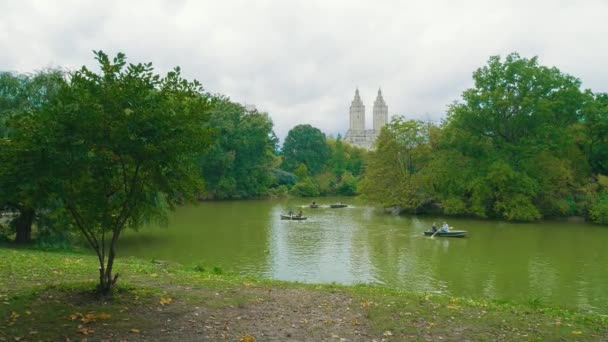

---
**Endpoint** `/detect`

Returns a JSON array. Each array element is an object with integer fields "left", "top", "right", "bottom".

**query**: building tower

[
  {"left": 349, "top": 88, "right": 365, "bottom": 132},
  {"left": 373, "top": 88, "right": 388, "bottom": 133}
]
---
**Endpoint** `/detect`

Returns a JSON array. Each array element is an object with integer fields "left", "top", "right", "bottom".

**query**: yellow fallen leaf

[
  {"left": 97, "top": 313, "right": 112, "bottom": 320},
  {"left": 131, "top": 328, "right": 140, "bottom": 334},
  {"left": 77, "top": 327, "right": 94, "bottom": 335},
  {"left": 82, "top": 313, "right": 97, "bottom": 323},
  {"left": 238, "top": 335, "right": 255, "bottom": 342},
  {"left": 572, "top": 331, "right": 582, "bottom": 335},
  {"left": 160, "top": 296, "right": 172, "bottom": 305}
]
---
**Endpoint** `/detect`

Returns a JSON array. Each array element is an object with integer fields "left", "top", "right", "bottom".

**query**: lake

[{"left": 120, "top": 197, "right": 608, "bottom": 314}]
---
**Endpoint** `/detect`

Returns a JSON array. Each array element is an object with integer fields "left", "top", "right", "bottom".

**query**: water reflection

[{"left": 120, "top": 197, "right": 608, "bottom": 314}]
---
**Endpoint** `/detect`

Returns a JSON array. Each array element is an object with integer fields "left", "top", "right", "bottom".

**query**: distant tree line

[
  {"left": 275, "top": 124, "right": 367, "bottom": 197},
  {"left": 361, "top": 53, "right": 608, "bottom": 224}
]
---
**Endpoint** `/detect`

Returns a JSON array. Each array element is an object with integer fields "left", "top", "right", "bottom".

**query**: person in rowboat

[
  {"left": 297, "top": 210, "right": 303, "bottom": 218},
  {"left": 431, "top": 222, "right": 438, "bottom": 232},
  {"left": 441, "top": 222, "right": 450, "bottom": 232}
]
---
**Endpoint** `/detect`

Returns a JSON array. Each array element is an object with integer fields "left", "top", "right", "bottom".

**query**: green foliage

[
  {"left": 360, "top": 117, "right": 432, "bottom": 211},
  {"left": 290, "top": 177, "right": 320, "bottom": 197},
  {"left": 578, "top": 92, "right": 608, "bottom": 175},
  {"left": 447, "top": 53, "right": 582, "bottom": 155},
  {"left": 281, "top": 124, "right": 330, "bottom": 175},
  {"left": 212, "top": 266, "right": 223, "bottom": 275},
  {"left": 293, "top": 163, "right": 309, "bottom": 179},
  {"left": 278, "top": 132, "right": 366, "bottom": 197},
  {"left": 469, "top": 161, "right": 541, "bottom": 221},
  {"left": 198, "top": 100, "right": 277, "bottom": 199},
  {"left": 360, "top": 53, "right": 608, "bottom": 223},
  {"left": 266, "top": 184, "right": 289, "bottom": 198},
  {"left": 429, "top": 53, "right": 588, "bottom": 221},
  {"left": 590, "top": 194, "right": 608, "bottom": 224},
  {"left": 270, "top": 168, "right": 297, "bottom": 186},
  {"left": 336, "top": 171, "right": 358, "bottom": 195},
  {"left": 0, "top": 69, "right": 67, "bottom": 242},
  {"left": 19, "top": 51, "right": 214, "bottom": 293}
]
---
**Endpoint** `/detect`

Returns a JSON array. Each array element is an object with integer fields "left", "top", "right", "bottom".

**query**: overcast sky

[{"left": 1, "top": 0, "right": 607, "bottom": 141}]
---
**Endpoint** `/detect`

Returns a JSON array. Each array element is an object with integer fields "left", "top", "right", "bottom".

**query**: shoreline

[{"left": 1, "top": 247, "right": 607, "bottom": 341}]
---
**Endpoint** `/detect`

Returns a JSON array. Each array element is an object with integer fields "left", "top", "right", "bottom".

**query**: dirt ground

[{"left": 93, "top": 287, "right": 383, "bottom": 342}]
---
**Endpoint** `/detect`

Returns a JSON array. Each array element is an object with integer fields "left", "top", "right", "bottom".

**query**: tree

[
  {"left": 578, "top": 91, "right": 608, "bottom": 175},
  {"left": 436, "top": 53, "right": 585, "bottom": 220},
  {"left": 360, "top": 117, "right": 432, "bottom": 211},
  {"left": 26, "top": 51, "right": 213, "bottom": 293},
  {"left": 198, "top": 98, "right": 277, "bottom": 199},
  {"left": 0, "top": 70, "right": 66, "bottom": 243},
  {"left": 447, "top": 53, "right": 582, "bottom": 158},
  {"left": 281, "top": 124, "right": 330, "bottom": 175}
]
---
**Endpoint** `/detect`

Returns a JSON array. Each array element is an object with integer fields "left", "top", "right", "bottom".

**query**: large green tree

[
  {"left": 23, "top": 52, "right": 213, "bottom": 293},
  {"left": 360, "top": 117, "right": 433, "bottom": 211},
  {"left": 281, "top": 124, "right": 330, "bottom": 175},
  {"left": 0, "top": 70, "right": 66, "bottom": 242},
  {"left": 198, "top": 98, "right": 277, "bottom": 198},
  {"left": 437, "top": 53, "right": 585, "bottom": 220}
]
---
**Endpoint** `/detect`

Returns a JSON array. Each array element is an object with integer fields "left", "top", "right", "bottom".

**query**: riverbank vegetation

[
  {"left": 2, "top": 247, "right": 606, "bottom": 340},
  {"left": 362, "top": 53, "right": 608, "bottom": 224},
  {"left": 278, "top": 124, "right": 366, "bottom": 197}
]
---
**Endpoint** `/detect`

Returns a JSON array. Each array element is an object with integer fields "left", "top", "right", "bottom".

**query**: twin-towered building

[{"left": 343, "top": 88, "right": 388, "bottom": 150}]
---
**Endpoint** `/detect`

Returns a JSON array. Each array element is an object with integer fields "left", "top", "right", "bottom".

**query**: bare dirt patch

[{"left": 94, "top": 287, "right": 381, "bottom": 341}]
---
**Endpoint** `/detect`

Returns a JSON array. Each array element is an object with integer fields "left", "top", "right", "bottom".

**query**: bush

[
  {"left": 590, "top": 194, "right": 608, "bottom": 224},
  {"left": 336, "top": 172, "right": 358, "bottom": 195},
  {"left": 266, "top": 185, "right": 289, "bottom": 198},
  {"left": 290, "top": 177, "right": 320, "bottom": 197}
]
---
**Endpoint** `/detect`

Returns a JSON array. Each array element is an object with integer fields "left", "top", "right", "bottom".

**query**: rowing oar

[{"left": 430, "top": 229, "right": 440, "bottom": 238}]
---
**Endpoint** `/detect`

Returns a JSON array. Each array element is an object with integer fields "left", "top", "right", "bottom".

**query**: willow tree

[{"left": 30, "top": 51, "right": 213, "bottom": 293}]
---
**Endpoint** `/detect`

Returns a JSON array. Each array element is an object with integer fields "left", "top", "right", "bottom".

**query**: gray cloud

[{"left": 2, "top": 0, "right": 607, "bottom": 141}]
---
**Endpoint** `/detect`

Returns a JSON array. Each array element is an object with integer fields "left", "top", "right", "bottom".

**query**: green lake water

[{"left": 120, "top": 197, "right": 608, "bottom": 314}]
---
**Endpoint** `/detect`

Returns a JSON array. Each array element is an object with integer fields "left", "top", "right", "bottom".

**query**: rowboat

[
  {"left": 330, "top": 203, "right": 348, "bottom": 208},
  {"left": 281, "top": 215, "right": 307, "bottom": 220},
  {"left": 309, "top": 204, "right": 319, "bottom": 208},
  {"left": 424, "top": 230, "right": 467, "bottom": 238}
]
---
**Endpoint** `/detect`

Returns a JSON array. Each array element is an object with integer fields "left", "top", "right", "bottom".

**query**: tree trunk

[
  {"left": 14, "top": 207, "right": 34, "bottom": 243},
  {"left": 97, "top": 232, "right": 120, "bottom": 295}
]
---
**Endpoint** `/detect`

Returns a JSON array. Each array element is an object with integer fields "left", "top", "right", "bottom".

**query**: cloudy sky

[{"left": 1, "top": 0, "right": 607, "bottom": 141}]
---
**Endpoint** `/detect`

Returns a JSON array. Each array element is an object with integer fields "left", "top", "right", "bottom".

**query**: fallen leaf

[
  {"left": 383, "top": 330, "right": 393, "bottom": 336},
  {"left": 97, "top": 313, "right": 112, "bottom": 320},
  {"left": 160, "top": 296, "right": 172, "bottom": 305},
  {"left": 572, "top": 331, "right": 582, "bottom": 335},
  {"left": 77, "top": 327, "right": 94, "bottom": 335},
  {"left": 131, "top": 328, "right": 140, "bottom": 334},
  {"left": 238, "top": 334, "right": 255, "bottom": 342}
]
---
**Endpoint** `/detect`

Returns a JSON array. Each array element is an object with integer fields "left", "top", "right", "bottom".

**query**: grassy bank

[{"left": 1, "top": 247, "right": 607, "bottom": 341}]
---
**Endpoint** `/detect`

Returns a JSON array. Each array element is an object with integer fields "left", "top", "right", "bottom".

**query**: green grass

[{"left": 1, "top": 246, "right": 607, "bottom": 341}]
